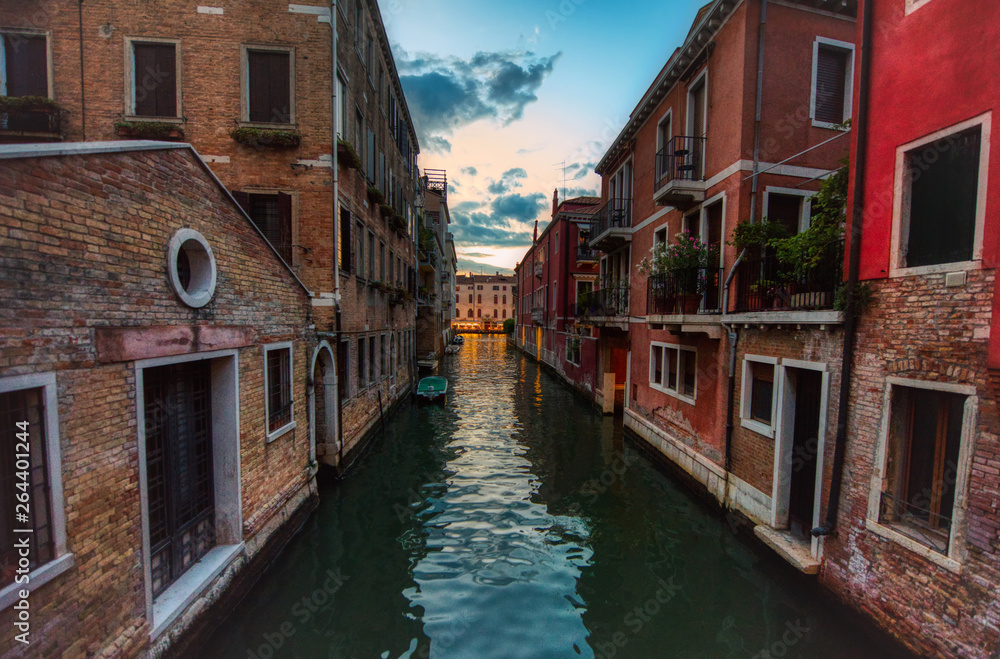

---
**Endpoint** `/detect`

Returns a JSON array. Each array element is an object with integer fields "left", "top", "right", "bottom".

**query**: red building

[
  {"left": 819, "top": 1, "right": 1000, "bottom": 656},
  {"left": 514, "top": 193, "right": 602, "bottom": 397}
]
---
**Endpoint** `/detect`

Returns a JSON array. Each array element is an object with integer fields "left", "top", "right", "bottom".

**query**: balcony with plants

[
  {"left": 641, "top": 232, "right": 723, "bottom": 337},
  {"left": 575, "top": 281, "right": 630, "bottom": 327},
  {"left": 653, "top": 135, "right": 707, "bottom": 208},
  {"left": 0, "top": 96, "right": 64, "bottom": 142}
]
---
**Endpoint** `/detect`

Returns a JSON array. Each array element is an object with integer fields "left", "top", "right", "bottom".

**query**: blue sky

[{"left": 380, "top": 0, "right": 708, "bottom": 274}]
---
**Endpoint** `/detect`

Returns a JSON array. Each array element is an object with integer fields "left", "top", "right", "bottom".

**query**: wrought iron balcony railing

[
  {"left": 654, "top": 135, "right": 706, "bottom": 190},
  {"left": 576, "top": 245, "right": 599, "bottom": 262},
  {"left": 576, "top": 284, "right": 630, "bottom": 318},
  {"left": 589, "top": 198, "right": 632, "bottom": 242},
  {"left": 731, "top": 245, "right": 843, "bottom": 313},
  {"left": 646, "top": 268, "right": 724, "bottom": 315},
  {"left": 0, "top": 106, "right": 64, "bottom": 138}
]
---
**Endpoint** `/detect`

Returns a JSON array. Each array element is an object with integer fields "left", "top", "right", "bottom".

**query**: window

[
  {"left": 354, "top": 1, "right": 362, "bottom": 50},
  {"left": 339, "top": 208, "right": 352, "bottom": 271},
  {"left": 555, "top": 232, "right": 559, "bottom": 252},
  {"left": 468, "top": 294, "right": 472, "bottom": 304},
  {"left": 477, "top": 294, "right": 482, "bottom": 304},
  {"left": 366, "top": 32, "right": 374, "bottom": 79},
  {"left": 335, "top": 74, "right": 347, "bottom": 138},
  {"left": 494, "top": 295, "right": 498, "bottom": 304},
  {"left": 895, "top": 118, "right": 987, "bottom": 273},
  {"left": 338, "top": 340, "right": 349, "bottom": 401},
  {"left": 127, "top": 39, "right": 179, "bottom": 118},
  {"left": 741, "top": 357, "right": 778, "bottom": 436},
  {"left": 503, "top": 295, "right": 506, "bottom": 304},
  {"left": 493, "top": 285, "right": 499, "bottom": 291},
  {"left": 468, "top": 309, "right": 473, "bottom": 318},
  {"left": 477, "top": 285, "right": 483, "bottom": 290},
  {"left": 811, "top": 38, "right": 854, "bottom": 128},
  {"left": 653, "top": 226, "right": 667, "bottom": 248},
  {"left": 355, "top": 220, "right": 366, "bottom": 278},
  {"left": 367, "top": 231, "right": 375, "bottom": 280},
  {"left": 0, "top": 373, "right": 70, "bottom": 608},
  {"left": 567, "top": 337, "right": 582, "bottom": 366},
  {"left": 869, "top": 378, "right": 975, "bottom": 564},
  {"left": 649, "top": 343, "right": 697, "bottom": 402},
  {"left": 503, "top": 286, "right": 507, "bottom": 291},
  {"left": 380, "top": 334, "right": 387, "bottom": 379},
  {"left": 493, "top": 309, "right": 498, "bottom": 318},
  {"left": 366, "top": 129, "right": 376, "bottom": 183},
  {"left": 357, "top": 338, "right": 366, "bottom": 389},
  {"left": 243, "top": 46, "right": 293, "bottom": 124},
  {"left": 265, "top": 344, "right": 294, "bottom": 439},
  {"left": 368, "top": 338, "right": 375, "bottom": 383},
  {"left": 354, "top": 109, "right": 365, "bottom": 163},
  {"left": 477, "top": 309, "right": 482, "bottom": 318},
  {"left": 379, "top": 241, "right": 386, "bottom": 282},
  {"left": 502, "top": 309, "right": 507, "bottom": 319},
  {"left": 0, "top": 31, "right": 49, "bottom": 98},
  {"left": 764, "top": 189, "right": 814, "bottom": 235},
  {"left": 233, "top": 192, "right": 293, "bottom": 264}
]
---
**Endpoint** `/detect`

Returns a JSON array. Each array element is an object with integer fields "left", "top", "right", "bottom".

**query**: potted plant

[
  {"left": 337, "top": 139, "right": 362, "bottom": 170},
  {"left": 230, "top": 127, "right": 301, "bottom": 149},
  {"left": 640, "top": 232, "right": 719, "bottom": 314},
  {"left": 115, "top": 120, "right": 185, "bottom": 140},
  {"left": 0, "top": 95, "right": 63, "bottom": 134},
  {"left": 367, "top": 186, "right": 384, "bottom": 205}
]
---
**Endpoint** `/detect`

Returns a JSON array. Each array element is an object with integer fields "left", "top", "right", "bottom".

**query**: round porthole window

[{"left": 167, "top": 228, "right": 217, "bottom": 308}]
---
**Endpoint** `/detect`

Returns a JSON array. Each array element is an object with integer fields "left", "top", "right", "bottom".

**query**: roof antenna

[{"left": 553, "top": 160, "right": 567, "bottom": 201}]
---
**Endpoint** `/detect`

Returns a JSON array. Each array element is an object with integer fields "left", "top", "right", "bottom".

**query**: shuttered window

[
  {"left": 814, "top": 46, "right": 848, "bottom": 125},
  {"left": 232, "top": 191, "right": 293, "bottom": 264},
  {"left": 247, "top": 49, "right": 291, "bottom": 124},
  {"left": 1, "top": 33, "right": 48, "bottom": 97},
  {"left": 905, "top": 127, "right": 981, "bottom": 268},
  {"left": 132, "top": 42, "right": 177, "bottom": 117},
  {"left": 339, "top": 207, "right": 352, "bottom": 272},
  {"left": 366, "top": 129, "right": 376, "bottom": 183}
]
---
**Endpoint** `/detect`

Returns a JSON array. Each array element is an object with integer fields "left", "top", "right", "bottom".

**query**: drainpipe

[
  {"left": 749, "top": 0, "right": 767, "bottom": 224},
  {"left": 78, "top": 1, "right": 86, "bottom": 140},
  {"left": 330, "top": 0, "right": 344, "bottom": 470},
  {"left": 721, "top": 249, "right": 747, "bottom": 494},
  {"left": 813, "top": 0, "right": 872, "bottom": 538}
]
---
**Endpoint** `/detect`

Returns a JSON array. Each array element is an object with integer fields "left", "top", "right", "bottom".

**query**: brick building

[
  {"left": 513, "top": 192, "right": 601, "bottom": 396},
  {"left": 455, "top": 273, "right": 517, "bottom": 331},
  {"left": 0, "top": 0, "right": 422, "bottom": 469},
  {"left": 416, "top": 170, "right": 456, "bottom": 357},
  {"left": 817, "top": 1, "right": 1000, "bottom": 656},
  {"left": 0, "top": 142, "right": 316, "bottom": 657}
]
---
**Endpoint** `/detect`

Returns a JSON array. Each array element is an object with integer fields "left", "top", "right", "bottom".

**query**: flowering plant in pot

[{"left": 638, "top": 231, "right": 719, "bottom": 313}]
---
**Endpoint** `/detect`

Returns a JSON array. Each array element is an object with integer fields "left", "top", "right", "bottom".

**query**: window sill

[
  {"left": 0, "top": 553, "right": 74, "bottom": 611},
  {"left": 889, "top": 259, "right": 980, "bottom": 278},
  {"left": 740, "top": 417, "right": 774, "bottom": 438},
  {"left": 236, "top": 121, "right": 297, "bottom": 130},
  {"left": 123, "top": 115, "right": 184, "bottom": 125},
  {"left": 151, "top": 543, "right": 244, "bottom": 639},
  {"left": 865, "top": 518, "right": 961, "bottom": 574},
  {"left": 811, "top": 119, "right": 847, "bottom": 130},
  {"left": 649, "top": 382, "right": 696, "bottom": 406},
  {"left": 266, "top": 420, "right": 297, "bottom": 443}
]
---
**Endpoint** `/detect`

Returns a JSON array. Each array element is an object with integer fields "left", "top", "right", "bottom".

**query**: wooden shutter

[
  {"left": 132, "top": 42, "right": 176, "bottom": 117},
  {"left": 248, "top": 50, "right": 290, "bottom": 123},
  {"left": 5, "top": 34, "right": 48, "bottom": 98},
  {"left": 815, "top": 48, "right": 847, "bottom": 124},
  {"left": 340, "top": 208, "right": 352, "bottom": 271},
  {"left": 277, "top": 192, "right": 293, "bottom": 263},
  {"left": 231, "top": 190, "right": 251, "bottom": 214}
]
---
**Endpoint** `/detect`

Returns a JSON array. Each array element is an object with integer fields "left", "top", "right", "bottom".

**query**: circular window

[{"left": 167, "top": 229, "right": 217, "bottom": 308}]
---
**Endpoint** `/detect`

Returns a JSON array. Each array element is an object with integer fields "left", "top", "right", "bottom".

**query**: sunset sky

[{"left": 380, "top": 0, "right": 707, "bottom": 274}]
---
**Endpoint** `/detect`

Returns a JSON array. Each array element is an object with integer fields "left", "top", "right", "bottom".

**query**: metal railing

[
  {"left": 534, "top": 261, "right": 544, "bottom": 277},
  {"left": 0, "top": 107, "right": 63, "bottom": 136},
  {"left": 576, "top": 284, "right": 630, "bottom": 318},
  {"left": 646, "top": 268, "right": 724, "bottom": 315},
  {"left": 531, "top": 306, "right": 545, "bottom": 324},
  {"left": 731, "top": 246, "right": 843, "bottom": 313},
  {"left": 654, "top": 135, "right": 706, "bottom": 190},
  {"left": 589, "top": 198, "right": 632, "bottom": 240},
  {"left": 577, "top": 245, "right": 599, "bottom": 262}
]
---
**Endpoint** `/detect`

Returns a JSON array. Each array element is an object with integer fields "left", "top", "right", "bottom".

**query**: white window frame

[
  {"left": 905, "top": 0, "right": 935, "bottom": 14},
  {"left": 135, "top": 350, "right": 243, "bottom": 639},
  {"left": 649, "top": 341, "right": 697, "bottom": 405},
  {"left": 890, "top": 112, "right": 991, "bottom": 277},
  {"left": 335, "top": 72, "right": 347, "bottom": 138},
  {"left": 686, "top": 68, "right": 708, "bottom": 138},
  {"left": 865, "top": 376, "right": 977, "bottom": 573},
  {"left": 0, "top": 372, "right": 73, "bottom": 611},
  {"left": 656, "top": 108, "right": 673, "bottom": 152},
  {"left": 239, "top": 43, "right": 296, "bottom": 127},
  {"left": 264, "top": 341, "right": 296, "bottom": 442},
  {"left": 0, "top": 29, "right": 54, "bottom": 99},
  {"left": 810, "top": 37, "right": 855, "bottom": 130},
  {"left": 740, "top": 354, "right": 780, "bottom": 437},
  {"left": 124, "top": 36, "right": 183, "bottom": 121},
  {"left": 763, "top": 187, "right": 816, "bottom": 233}
]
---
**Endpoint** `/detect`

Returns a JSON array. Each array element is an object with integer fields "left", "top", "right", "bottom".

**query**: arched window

[
  {"left": 478, "top": 294, "right": 481, "bottom": 304},
  {"left": 493, "top": 309, "right": 497, "bottom": 318},
  {"left": 502, "top": 309, "right": 507, "bottom": 319},
  {"left": 477, "top": 309, "right": 481, "bottom": 318},
  {"left": 503, "top": 295, "right": 506, "bottom": 304},
  {"left": 468, "top": 294, "right": 472, "bottom": 303},
  {"left": 468, "top": 309, "right": 473, "bottom": 318},
  {"left": 494, "top": 295, "right": 498, "bottom": 304}
]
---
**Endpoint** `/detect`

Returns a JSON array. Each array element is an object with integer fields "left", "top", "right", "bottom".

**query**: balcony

[
  {"left": 728, "top": 249, "right": 844, "bottom": 325},
  {"left": 576, "top": 284, "right": 629, "bottom": 328},
  {"left": 576, "top": 245, "right": 599, "bottom": 265},
  {"left": 646, "top": 269, "right": 724, "bottom": 338},
  {"left": 534, "top": 261, "right": 544, "bottom": 278},
  {"left": 531, "top": 306, "right": 545, "bottom": 325},
  {"left": 0, "top": 104, "right": 64, "bottom": 142},
  {"left": 589, "top": 198, "right": 632, "bottom": 252},
  {"left": 654, "top": 135, "right": 707, "bottom": 208}
]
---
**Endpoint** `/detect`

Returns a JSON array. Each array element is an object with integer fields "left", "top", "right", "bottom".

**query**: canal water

[{"left": 201, "top": 335, "right": 907, "bottom": 659}]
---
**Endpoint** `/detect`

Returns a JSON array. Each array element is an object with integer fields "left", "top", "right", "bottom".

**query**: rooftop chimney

[{"left": 552, "top": 189, "right": 559, "bottom": 217}]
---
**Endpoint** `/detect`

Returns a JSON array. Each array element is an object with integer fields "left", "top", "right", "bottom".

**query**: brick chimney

[{"left": 552, "top": 188, "right": 559, "bottom": 217}]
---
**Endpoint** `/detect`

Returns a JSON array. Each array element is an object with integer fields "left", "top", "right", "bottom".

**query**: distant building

[
  {"left": 454, "top": 273, "right": 517, "bottom": 330},
  {"left": 416, "top": 170, "right": 455, "bottom": 356}
]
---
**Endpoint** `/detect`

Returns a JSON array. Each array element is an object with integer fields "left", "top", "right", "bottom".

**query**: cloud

[
  {"left": 457, "top": 258, "right": 514, "bottom": 275},
  {"left": 490, "top": 192, "right": 546, "bottom": 222},
  {"left": 452, "top": 200, "right": 484, "bottom": 212},
  {"left": 486, "top": 167, "right": 530, "bottom": 195},
  {"left": 561, "top": 186, "right": 599, "bottom": 199},
  {"left": 502, "top": 167, "right": 527, "bottom": 179},
  {"left": 449, "top": 192, "right": 547, "bottom": 247},
  {"left": 563, "top": 161, "right": 598, "bottom": 180},
  {"left": 397, "top": 48, "right": 561, "bottom": 152},
  {"left": 461, "top": 166, "right": 478, "bottom": 176},
  {"left": 463, "top": 252, "right": 493, "bottom": 259}
]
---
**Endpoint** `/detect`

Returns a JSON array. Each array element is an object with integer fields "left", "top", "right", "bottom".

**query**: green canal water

[{"left": 201, "top": 335, "right": 908, "bottom": 659}]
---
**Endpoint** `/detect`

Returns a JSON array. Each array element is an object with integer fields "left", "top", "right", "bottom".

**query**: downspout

[
  {"left": 721, "top": 248, "right": 747, "bottom": 498},
  {"left": 330, "top": 0, "right": 344, "bottom": 470},
  {"left": 813, "top": 0, "right": 872, "bottom": 537},
  {"left": 749, "top": 0, "right": 767, "bottom": 224},
  {"left": 78, "top": 1, "right": 86, "bottom": 140}
]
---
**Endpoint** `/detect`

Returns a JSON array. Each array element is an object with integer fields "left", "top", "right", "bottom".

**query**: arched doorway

[{"left": 310, "top": 342, "right": 339, "bottom": 468}]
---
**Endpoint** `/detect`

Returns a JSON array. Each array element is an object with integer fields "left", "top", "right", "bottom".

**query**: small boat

[
  {"left": 453, "top": 335, "right": 465, "bottom": 345},
  {"left": 416, "top": 376, "right": 448, "bottom": 404},
  {"left": 445, "top": 344, "right": 460, "bottom": 354}
]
